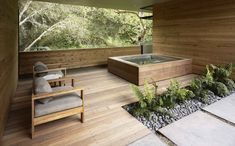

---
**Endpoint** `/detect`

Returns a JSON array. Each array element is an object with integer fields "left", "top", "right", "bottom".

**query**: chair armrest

[
  {"left": 32, "top": 87, "right": 84, "bottom": 100},
  {"left": 35, "top": 68, "right": 66, "bottom": 74},
  {"left": 47, "top": 63, "right": 62, "bottom": 68},
  {"left": 47, "top": 76, "right": 75, "bottom": 84}
]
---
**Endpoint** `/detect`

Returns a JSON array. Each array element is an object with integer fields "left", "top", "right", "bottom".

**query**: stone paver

[
  {"left": 128, "top": 133, "right": 167, "bottom": 146},
  {"left": 159, "top": 111, "right": 235, "bottom": 146},
  {"left": 203, "top": 93, "right": 235, "bottom": 124}
]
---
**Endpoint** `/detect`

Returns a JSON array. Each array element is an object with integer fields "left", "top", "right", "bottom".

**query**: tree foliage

[{"left": 19, "top": 0, "right": 152, "bottom": 51}]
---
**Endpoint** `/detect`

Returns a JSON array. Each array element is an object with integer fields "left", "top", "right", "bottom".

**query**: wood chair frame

[{"left": 31, "top": 77, "right": 84, "bottom": 138}]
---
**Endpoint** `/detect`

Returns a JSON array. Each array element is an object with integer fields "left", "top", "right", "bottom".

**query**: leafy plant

[
  {"left": 223, "top": 78, "right": 235, "bottom": 91},
  {"left": 211, "top": 81, "right": 229, "bottom": 97},
  {"left": 201, "top": 65, "right": 230, "bottom": 97},
  {"left": 130, "top": 80, "right": 173, "bottom": 117},
  {"left": 130, "top": 81, "right": 158, "bottom": 116},
  {"left": 210, "top": 63, "right": 233, "bottom": 81},
  {"left": 209, "top": 63, "right": 235, "bottom": 92},
  {"left": 161, "top": 80, "right": 195, "bottom": 107},
  {"left": 189, "top": 78, "right": 209, "bottom": 103},
  {"left": 202, "top": 66, "right": 214, "bottom": 88}
]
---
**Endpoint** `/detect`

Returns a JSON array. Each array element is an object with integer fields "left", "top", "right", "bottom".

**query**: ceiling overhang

[{"left": 35, "top": 0, "right": 170, "bottom": 11}]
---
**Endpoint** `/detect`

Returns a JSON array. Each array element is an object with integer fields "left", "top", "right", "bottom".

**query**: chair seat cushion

[{"left": 35, "top": 92, "right": 82, "bottom": 117}]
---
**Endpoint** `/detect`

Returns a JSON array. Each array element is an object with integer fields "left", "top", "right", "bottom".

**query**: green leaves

[
  {"left": 162, "top": 80, "right": 195, "bottom": 106},
  {"left": 130, "top": 80, "right": 160, "bottom": 116},
  {"left": 211, "top": 63, "right": 233, "bottom": 81},
  {"left": 189, "top": 63, "right": 234, "bottom": 100},
  {"left": 131, "top": 81, "right": 155, "bottom": 108},
  {"left": 19, "top": 0, "right": 153, "bottom": 51},
  {"left": 143, "top": 81, "right": 155, "bottom": 104},
  {"left": 211, "top": 82, "right": 229, "bottom": 97},
  {"left": 131, "top": 84, "right": 146, "bottom": 108},
  {"left": 130, "top": 63, "right": 234, "bottom": 117}
]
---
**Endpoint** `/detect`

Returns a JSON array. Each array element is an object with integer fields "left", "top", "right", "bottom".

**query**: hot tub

[{"left": 108, "top": 54, "right": 192, "bottom": 85}]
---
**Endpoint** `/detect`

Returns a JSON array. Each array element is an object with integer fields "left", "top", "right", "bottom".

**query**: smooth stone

[
  {"left": 128, "top": 133, "right": 167, "bottom": 146},
  {"left": 203, "top": 93, "right": 235, "bottom": 124},
  {"left": 159, "top": 111, "right": 235, "bottom": 146}
]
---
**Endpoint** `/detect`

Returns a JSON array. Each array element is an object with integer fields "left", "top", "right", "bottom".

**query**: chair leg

[
  {"left": 81, "top": 112, "right": 84, "bottom": 123},
  {"left": 31, "top": 125, "right": 35, "bottom": 139}
]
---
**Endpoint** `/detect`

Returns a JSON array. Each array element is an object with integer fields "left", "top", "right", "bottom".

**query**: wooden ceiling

[{"left": 35, "top": 0, "right": 170, "bottom": 11}]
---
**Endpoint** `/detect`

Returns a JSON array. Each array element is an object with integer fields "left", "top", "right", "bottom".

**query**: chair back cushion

[
  {"left": 35, "top": 77, "right": 53, "bottom": 104},
  {"left": 34, "top": 61, "right": 48, "bottom": 77},
  {"left": 34, "top": 61, "right": 48, "bottom": 71}
]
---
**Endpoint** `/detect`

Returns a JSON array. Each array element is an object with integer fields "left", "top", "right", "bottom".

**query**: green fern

[
  {"left": 130, "top": 81, "right": 158, "bottom": 116},
  {"left": 143, "top": 80, "right": 155, "bottom": 104},
  {"left": 131, "top": 84, "right": 146, "bottom": 108},
  {"left": 162, "top": 80, "right": 195, "bottom": 105}
]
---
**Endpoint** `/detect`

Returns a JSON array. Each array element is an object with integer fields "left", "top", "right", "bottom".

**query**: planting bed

[{"left": 123, "top": 90, "right": 234, "bottom": 131}]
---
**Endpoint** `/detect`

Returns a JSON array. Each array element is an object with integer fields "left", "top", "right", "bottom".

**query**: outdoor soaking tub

[{"left": 108, "top": 54, "right": 192, "bottom": 85}]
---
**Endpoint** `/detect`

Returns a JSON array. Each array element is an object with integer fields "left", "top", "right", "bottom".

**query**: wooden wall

[
  {"left": 153, "top": 0, "right": 235, "bottom": 74},
  {"left": 0, "top": 0, "right": 18, "bottom": 139},
  {"left": 19, "top": 46, "right": 140, "bottom": 75}
]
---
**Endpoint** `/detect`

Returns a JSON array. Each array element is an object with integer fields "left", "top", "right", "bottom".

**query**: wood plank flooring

[{"left": 1, "top": 66, "right": 197, "bottom": 146}]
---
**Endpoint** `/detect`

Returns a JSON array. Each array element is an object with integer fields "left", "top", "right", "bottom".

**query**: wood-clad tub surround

[
  {"left": 19, "top": 46, "right": 140, "bottom": 75},
  {"left": 153, "top": 0, "right": 235, "bottom": 74},
  {"left": 108, "top": 54, "right": 192, "bottom": 85},
  {"left": 0, "top": 0, "right": 18, "bottom": 140}
]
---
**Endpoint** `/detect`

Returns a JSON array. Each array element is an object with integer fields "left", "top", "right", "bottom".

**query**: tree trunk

[
  {"left": 19, "top": 5, "right": 55, "bottom": 26},
  {"left": 24, "top": 20, "right": 64, "bottom": 51},
  {"left": 116, "top": 10, "right": 147, "bottom": 42},
  {"left": 19, "top": 0, "right": 32, "bottom": 21}
]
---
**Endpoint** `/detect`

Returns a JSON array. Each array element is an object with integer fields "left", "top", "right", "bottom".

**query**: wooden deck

[{"left": 1, "top": 66, "right": 196, "bottom": 146}]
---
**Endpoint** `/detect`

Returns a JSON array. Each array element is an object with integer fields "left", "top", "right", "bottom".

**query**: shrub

[
  {"left": 223, "top": 78, "right": 235, "bottom": 91},
  {"left": 211, "top": 81, "right": 229, "bottom": 97},
  {"left": 189, "top": 78, "right": 209, "bottom": 103},
  {"left": 200, "top": 65, "right": 230, "bottom": 97},
  {"left": 210, "top": 63, "right": 233, "bottom": 81},
  {"left": 130, "top": 81, "right": 160, "bottom": 116},
  {"left": 209, "top": 63, "right": 235, "bottom": 91},
  {"left": 161, "top": 80, "right": 195, "bottom": 107},
  {"left": 202, "top": 66, "right": 214, "bottom": 88}
]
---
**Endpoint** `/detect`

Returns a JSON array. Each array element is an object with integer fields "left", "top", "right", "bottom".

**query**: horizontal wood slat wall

[
  {"left": 153, "top": 0, "right": 235, "bottom": 74},
  {"left": 0, "top": 0, "right": 18, "bottom": 140},
  {"left": 19, "top": 46, "right": 140, "bottom": 75}
]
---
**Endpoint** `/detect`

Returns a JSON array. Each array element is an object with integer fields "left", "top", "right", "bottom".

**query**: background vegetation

[{"left": 19, "top": 0, "right": 153, "bottom": 52}]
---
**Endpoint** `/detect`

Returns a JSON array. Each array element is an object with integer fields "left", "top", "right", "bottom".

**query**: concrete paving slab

[
  {"left": 159, "top": 111, "right": 235, "bottom": 146},
  {"left": 128, "top": 133, "right": 167, "bottom": 146},
  {"left": 203, "top": 93, "right": 235, "bottom": 124}
]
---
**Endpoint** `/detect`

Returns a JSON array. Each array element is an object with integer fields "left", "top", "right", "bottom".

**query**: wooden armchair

[
  {"left": 31, "top": 77, "right": 84, "bottom": 138},
  {"left": 33, "top": 62, "right": 67, "bottom": 86}
]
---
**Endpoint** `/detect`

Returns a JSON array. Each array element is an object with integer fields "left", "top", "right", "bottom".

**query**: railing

[{"left": 19, "top": 46, "right": 140, "bottom": 75}]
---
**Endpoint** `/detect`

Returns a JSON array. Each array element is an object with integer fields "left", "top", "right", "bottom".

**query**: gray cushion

[
  {"left": 43, "top": 70, "right": 64, "bottom": 80},
  {"left": 34, "top": 61, "right": 48, "bottom": 72},
  {"left": 34, "top": 61, "right": 48, "bottom": 77},
  {"left": 35, "top": 77, "right": 53, "bottom": 104},
  {"left": 52, "top": 86, "right": 73, "bottom": 92},
  {"left": 35, "top": 92, "right": 82, "bottom": 117}
]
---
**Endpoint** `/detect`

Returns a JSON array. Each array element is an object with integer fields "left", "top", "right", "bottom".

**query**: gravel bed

[{"left": 123, "top": 90, "right": 234, "bottom": 131}]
